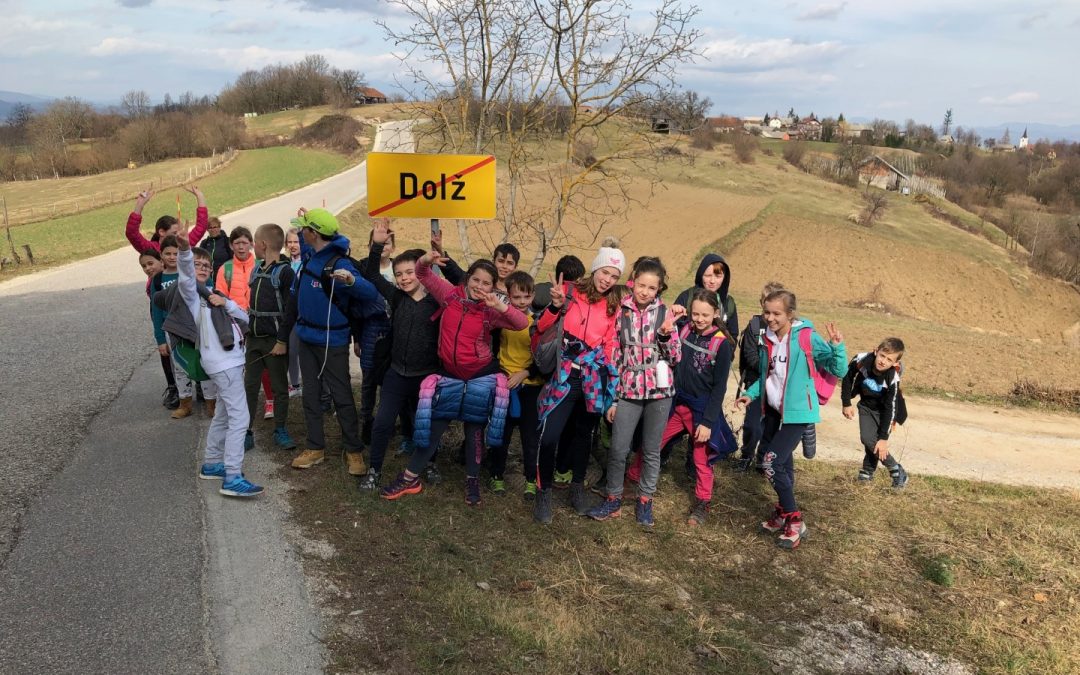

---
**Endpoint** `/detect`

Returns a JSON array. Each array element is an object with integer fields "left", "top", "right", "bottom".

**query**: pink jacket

[
  {"left": 125, "top": 206, "right": 208, "bottom": 253},
  {"left": 611, "top": 295, "right": 681, "bottom": 400}
]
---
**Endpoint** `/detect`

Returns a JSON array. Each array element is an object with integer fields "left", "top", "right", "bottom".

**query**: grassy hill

[{"left": 243, "top": 103, "right": 415, "bottom": 139}]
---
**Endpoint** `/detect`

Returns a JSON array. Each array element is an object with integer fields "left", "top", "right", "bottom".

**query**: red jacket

[
  {"left": 417, "top": 259, "right": 528, "bottom": 380},
  {"left": 125, "top": 207, "right": 208, "bottom": 253},
  {"left": 536, "top": 282, "right": 618, "bottom": 364}
]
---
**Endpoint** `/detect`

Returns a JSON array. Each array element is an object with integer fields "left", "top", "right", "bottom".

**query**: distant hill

[
  {"left": 971, "top": 122, "right": 1080, "bottom": 144},
  {"left": 0, "top": 90, "right": 54, "bottom": 119}
]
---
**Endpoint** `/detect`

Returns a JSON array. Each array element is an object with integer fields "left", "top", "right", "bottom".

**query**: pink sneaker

[{"left": 264, "top": 399, "right": 274, "bottom": 419}]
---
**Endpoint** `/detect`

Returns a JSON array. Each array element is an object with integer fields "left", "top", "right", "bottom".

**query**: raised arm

[
  {"left": 125, "top": 188, "right": 155, "bottom": 253},
  {"left": 415, "top": 252, "right": 457, "bottom": 305},
  {"left": 364, "top": 220, "right": 399, "bottom": 301},
  {"left": 184, "top": 185, "right": 208, "bottom": 246}
]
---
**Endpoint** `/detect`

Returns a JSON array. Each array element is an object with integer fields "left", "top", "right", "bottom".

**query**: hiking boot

[
  {"left": 273, "top": 427, "right": 297, "bottom": 450},
  {"left": 291, "top": 449, "right": 325, "bottom": 469},
  {"left": 357, "top": 469, "right": 382, "bottom": 491},
  {"left": 465, "top": 477, "right": 482, "bottom": 506},
  {"left": 264, "top": 399, "right": 274, "bottom": 420},
  {"left": 163, "top": 386, "right": 180, "bottom": 410},
  {"left": 760, "top": 504, "right": 787, "bottom": 534},
  {"left": 489, "top": 477, "right": 506, "bottom": 495},
  {"left": 857, "top": 469, "right": 875, "bottom": 482},
  {"left": 553, "top": 469, "right": 572, "bottom": 489},
  {"left": 170, "top": 397, "right": 193, "bottom": 419},
  {"left": 891, "top": 465, "right": 909, "bottom": 489},
  {"left": 569, "top": 482, "right": 591, "bottom": 516},
  {"left": 346, "top": 452, "right": 367, "bottom": 476},
  {"left": 220, "top": 475, "right": 264, "bottom": 498},
  {"left": 522, "top": 480, "right": 537, "bottom": 502},
  {"left": 636, "top": 497, "right": 655, "bottom": 527},
  {"left": 777, "top": 512, "right": 807, "bottom": 550},
  {"left": 381, "top": 471, "right": 422, "bottom": 500},
  {"left": 198, "top": 462, "right": 226, "bottom": 480},
  {"left": 421, "top": 462, "right": 442, "bottom": 485},
  {"left": 533, "top": 488, "right": 553, "bottom": 524},
  {"left": 205, "top": 399, "right": 216, "bottom": 418},
  {"left": 688, "top": 499, "right": 710, "bottom": 526},
  {"left": 244, "top": 430, "right": 255, "bottom": 452},
  {"left": 587, "top": 495, "right": 622, "bottom": 521},
  {"left": 395, "top": 439, "right": 415, "bottom": 456}
]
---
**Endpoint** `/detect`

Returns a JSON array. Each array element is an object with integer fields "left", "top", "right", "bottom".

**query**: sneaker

[
  {"left": 272, "top": 427, "right": 297, "bottom": 450},
  {"left": 777, "top": 512, "right": 807, "bottom": 549},
  {"left": 553, "top": 469, "right": 572, "bottom": 489},
  {"left": 198, "top": 462, "right": 226, "bottom": 480},
  {"left": 380, "top": 471, "right": 422, "bottom": 500},
  {"left": 760, "top": 504, "right": 787, "bottom": 534},
  {"left": 635, "top": 497, "right": 655, "bottom": 527},
  {"left": 421, "top": 462, "right": 442, "bottom": 485},
  {"left": 733, "top": 457, "right": 754, "bottom": 473},
  {"left": 569, "top": 482, "right": 591, "bottom": 516},
  {"left": 395, "top": 439, "right": 415, "bottom": 456},
  {"left": 465, "top": 477, "right": 482, "bottom": 506},
  {"left": 264, "top": 399, "right": 274, "bottom": 420},
  {"left": 346, "top": 452, "right": 367, "bottom": 476},
  {"left": 291, "top": 449, "right": 325, "bottom": 469},
  {"left": 220, "top": 475, "right": 264, "bottom": 498},
  {"left": 588, "top": 473, "right": 608, "bottom": 497},
  {"left": 357, "top": 469, "right": 381, "bottom": 491},
  {"left": 687, "top": 499, "right": 710, "bottom": 526},
  {"left": 891, "top": 465, "right": 909, "bottom": 489},
  {"left": 288, "top": 385, "right": 302, "bottom": 398},
  {"left": 522, "top": 480, "right": 537, "bottom": 502},
  {"left": 489, "top": 478, "right": 506, "bottom": 495},
  {"left": 533, "top": 488, "right": 553, "bottom": 524},
  {"left": 587, "top": 495, "right": 622, "bottom": 521},
  {"left": 857, "top": 469, "right": 875, "bottom": 482},
  {"left": 244, "top": 430, "right": 255, "bottom": 452},
  {"left": 163, "top": 386, "right": 180, "bottom": 410}
]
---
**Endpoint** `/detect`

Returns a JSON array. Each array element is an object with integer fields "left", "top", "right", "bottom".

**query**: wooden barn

[
  {"left": 857, "top": 155, "right": 909, "bottom": 191},
  {"left": 354, "top": 87, "right": 388, "bottom": 105}
]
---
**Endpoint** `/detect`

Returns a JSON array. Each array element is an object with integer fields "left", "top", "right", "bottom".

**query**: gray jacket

[{"left": 153, "top": 283, "right": 247, "bottom": 349}]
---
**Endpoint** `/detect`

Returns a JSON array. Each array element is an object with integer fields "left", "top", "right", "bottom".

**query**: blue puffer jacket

[
  {"left": 412, "top": 373, "right": 510, "bottom": 449},
  {"left": 292, "top": 234, "right": 380, "bottom": 348}
]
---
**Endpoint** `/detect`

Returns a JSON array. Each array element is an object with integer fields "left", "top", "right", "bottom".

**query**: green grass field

[
  {"left": 1, "top": 146, "right": 351, "bottom": 272},
  {"left": 245, "top": 103, "right": 416, "bottom": 138}
]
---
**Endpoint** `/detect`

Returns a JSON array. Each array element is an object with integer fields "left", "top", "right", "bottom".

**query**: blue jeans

[{"left": 369, "top": 368, "right": 423, "bottom": 473}]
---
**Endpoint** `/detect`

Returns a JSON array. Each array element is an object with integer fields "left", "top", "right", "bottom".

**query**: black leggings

[
  {"left": 537, "top": 374, "right": 598, "bottom": 488},
  {"left": 760, "top": 406, "right": 807, "bottom": 513},
  {"left": 160, "top": 353, "right": 176, "bottom": 387}
]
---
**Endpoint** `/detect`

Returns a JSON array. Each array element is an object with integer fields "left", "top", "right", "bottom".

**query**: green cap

[{"left": 290, "top": 208, "right": 339, "bottom": 236}]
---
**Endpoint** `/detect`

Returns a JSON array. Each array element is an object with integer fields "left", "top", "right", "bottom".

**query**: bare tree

[
  {"left": 859, "top": 191, "right": 888, "bottom": 226},
  {"left": 121, "top": 90, "right": 151, "bottom": 118}
]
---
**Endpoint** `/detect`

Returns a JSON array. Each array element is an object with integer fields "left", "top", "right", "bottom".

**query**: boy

[
  {"left": 288, "top": 208, "right": 380, "bottom": 476},
  {"left": 149, "top": 236, "right": 197, "bottom": 420},
  {"left": 156, "top": 220, "right": 263, "bottom": 497},
  {"left": 841, "top": 338, "right": 909, "bottom": 488},
  {"left": 244, "top": 223, "right": 297, "bottom": 453},
  {"left": 487, "top": 271, "right": 545, "bottom": 500},
  {"left": 531, "top": 255, "right": 585, "bottom": 317},
  {"left": 492, "top": 242, "right": 520, "bottom": 300},
  {"left": 200, "top": 216, "right": 232, "bottom": 275}
]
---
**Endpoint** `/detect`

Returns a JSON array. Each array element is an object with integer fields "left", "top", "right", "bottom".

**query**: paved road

[{"left": 0, "top": 120, "right": 416, "bottom": 673}]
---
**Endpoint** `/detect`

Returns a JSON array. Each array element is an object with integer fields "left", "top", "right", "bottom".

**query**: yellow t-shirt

[{"left": 499, "top": 313, "right": 543, "bottom": 386}]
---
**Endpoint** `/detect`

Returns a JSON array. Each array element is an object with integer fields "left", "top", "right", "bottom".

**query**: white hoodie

[{"left": 177, "top": 249, "right": 247, "bottom": 375}]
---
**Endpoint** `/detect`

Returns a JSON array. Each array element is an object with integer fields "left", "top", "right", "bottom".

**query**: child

[
  {"left": 736, "top": 290, "right": 846, "bottom": 550},
  {"left": 355, "top": 228, "right": 397, "bottom": 448},
  {"left": 125, "top": 185, "right": 208, "bottom": 253},
  {"left": 140, "top": 250, "right": 177, "bottom": 409},
  {"left": 286, "top": 227, "right": 304, "bottom": 396},
  {"left": 155, "top": 221, "right": 263, "bottom": 497},
  {"left": 200, "top": 216, "right": 232, "bottom": 275},
  {"left": 588, "top": 257, "right": 681, "bottom": 528},
  {"left": 243, "top": 223, "right": 297, "bottom": 453},
  {"left": 672, "top": 253, "right": 738, "bottom": 341},
  {"left": 487, "top": 270, "right": 544, "bottom": 500},
  {"left": 533, "top": 238, "right": 624, "bottom": 524},
  {"left": 215, "top": 226, "right": 257, "bottom": 311},
  {"left": 148, "top": 236, "right": 194, "bottom": 419},
  {"left": 492, "top": 242, "right": 520, "bottom": 299},
  {"left": 358, "top": 220, "right": 444, "bottom": 490},
  {"left": 735, "top": 281, "right": 786, "bottom": 472},
  {"left": 380, "top": 252, "right": 528, "bottom": 506},
  {"left": 841, "top": 338, "right": 909, "bottom": 488},
  {"left": 531, "top": 255, "right": 585, "bottom": 317}
]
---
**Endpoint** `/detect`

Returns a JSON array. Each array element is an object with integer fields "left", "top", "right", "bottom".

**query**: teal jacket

[{"left": 743, "top": 318, "right": 847, "bottom": 424}]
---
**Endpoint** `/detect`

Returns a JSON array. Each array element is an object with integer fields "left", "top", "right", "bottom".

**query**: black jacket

[
  {"left": 841, "top": 353, "right": 905, "bottom": 440},
  {"left": 739, "top": 314, "right": 764, "bottom": 387},
  {"left": 673, "top": 253, "right": 739, "bottom": 342},
  {"left": 199, "top": 232, "right": 232, "bottom": 276},
  {"left": 364, "top": 242, "right": 443, "bottom": 378},
  {"left": 674, "top": 327, "right": 734, "bottom": 428}
]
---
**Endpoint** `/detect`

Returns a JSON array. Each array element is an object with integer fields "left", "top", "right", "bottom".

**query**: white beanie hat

[{"left": 590, "top": 236, "right": 625, "bottom": 275}]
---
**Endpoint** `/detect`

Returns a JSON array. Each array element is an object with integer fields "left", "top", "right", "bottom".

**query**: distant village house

[{"left": 354, "top": 87, "right": 388, "bottom": 105}]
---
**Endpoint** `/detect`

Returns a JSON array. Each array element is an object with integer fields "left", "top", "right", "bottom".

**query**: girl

[
  {"left": 380, "top": 250, "right": 528, "bottom": 506},
  {"left": 532, "top": 237, "right": 626, "bottom": 524},
  {"left": 125, "top": 185, "right": 208, "bottom": 253},
  {"left": 736, "top": 290, "right": 847, "bottom": 550},
  {"left": 140, "top": 250, "right": 178, "bottom": 409},
  {"left": 285, "top": 227, "right": 303, "bottom": 397},
  {"left": 587, "top": 257, "right": 681, "bottom": 528},
  {"left": 671, "top": 253, "right": 738, "bottom": 340}
]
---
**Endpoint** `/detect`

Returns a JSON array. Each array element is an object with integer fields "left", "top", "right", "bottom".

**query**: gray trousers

[
  {"left": 859, "top": 404, "right": 899, "bottom": 473},
  {"left": 203, "top": 365, "right": 249, "bottom": 478},
  {"left": 297, "top": 340, "right": 362, "bottom": 453},
  {"left": 606, "top": 397, "right": 673, "bottom": 498}
]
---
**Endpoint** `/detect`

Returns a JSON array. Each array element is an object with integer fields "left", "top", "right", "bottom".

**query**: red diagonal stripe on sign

[{"left": 369, "top": 155, "right": 496, "bottom": 217}]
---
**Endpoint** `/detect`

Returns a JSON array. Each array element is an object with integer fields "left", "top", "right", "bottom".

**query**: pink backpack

[{"left": 798, "top": 328, "right": 838, "bottom": 405}]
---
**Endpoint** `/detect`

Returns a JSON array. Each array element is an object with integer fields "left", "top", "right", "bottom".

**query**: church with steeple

[{"left": 1019, "top": 127, "right": 1029, "bottom": 150}]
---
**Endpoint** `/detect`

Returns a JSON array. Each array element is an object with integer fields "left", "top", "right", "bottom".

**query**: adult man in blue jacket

[{"left": 288, "top": 208, "right": 380, "bottom": 475}]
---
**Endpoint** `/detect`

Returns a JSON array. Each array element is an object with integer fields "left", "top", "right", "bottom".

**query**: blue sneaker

[
  {"left": 273, "top": 427, "right": 297, "bottom": 450},
  {"left": 220, "top": 475, "right": 264, "bottom": 498},
  {"left": 244, "top": 430, "right": 255, "bottom": 452},
  {"left": 587, "top": 495, "right": 622, "bottom": 521},
  {"left": 198, "top": 463, "right": 226, "bottom": 480},
  {"left": 635, "top": 497, "right": 655, "bottom": 527}
]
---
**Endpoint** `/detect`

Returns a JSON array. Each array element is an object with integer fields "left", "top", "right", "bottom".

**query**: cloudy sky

[{"left": 0, "top": 0, "right": 1076, "bottom": 128}]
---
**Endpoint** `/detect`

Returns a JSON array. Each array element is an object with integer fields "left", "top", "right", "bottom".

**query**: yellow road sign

[{"left": 367, "top": 152, "right": 496, "bottom": 219}]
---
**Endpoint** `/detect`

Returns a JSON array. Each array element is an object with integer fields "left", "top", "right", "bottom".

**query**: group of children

[{"left": 131, "top": 190, "right": 911, "bottom": 549}]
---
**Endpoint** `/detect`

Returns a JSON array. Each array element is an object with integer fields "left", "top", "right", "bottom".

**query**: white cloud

[
  {"left": 220, "top": 19, "right": 279, "bottom": 34},
  {"left": 1018, "top": 12, "right": 1047, "bottom": 29},
  {"left": 89, "top": 37, "right": 169, "bottom": 56},
  {"left": 978, "top": 91, "right": 1039, "bottom": 106},
  {"left": 797, "top": 2, "right": 847, "bottom": 21},
  {"left": 699, "top": 37, "right": 846, "bottom": 73}
]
